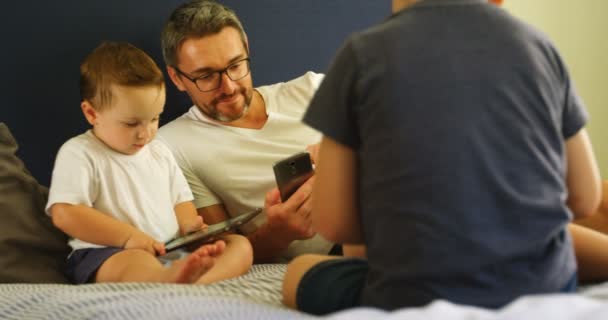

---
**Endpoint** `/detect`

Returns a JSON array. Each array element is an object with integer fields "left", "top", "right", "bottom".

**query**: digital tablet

[{"left": 164, "top": 207, "right": 262, "bottom": 253}]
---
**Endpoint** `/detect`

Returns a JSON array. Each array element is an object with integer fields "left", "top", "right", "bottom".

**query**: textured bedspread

[
  {"left": 0, "top": 264, "right": 310, "bottom": 320},
  {"left": 3, "top": 264, "right": 608, "bottom": 320}
]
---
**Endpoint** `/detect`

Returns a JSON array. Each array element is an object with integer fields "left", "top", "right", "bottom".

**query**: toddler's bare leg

[
  {"left": 95, "top": 247, "right": 214, "bottom": 283},
  {"left": 195, "top": 234, "right": 253, "bottom": 284}
]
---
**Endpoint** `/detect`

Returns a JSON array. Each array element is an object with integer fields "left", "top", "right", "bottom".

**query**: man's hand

[
  {"left": 123, "top": 230, "right": 166, "bottom": 256},
  {"left": 264, "top": 175, "right": 317, "bottom": 241}
]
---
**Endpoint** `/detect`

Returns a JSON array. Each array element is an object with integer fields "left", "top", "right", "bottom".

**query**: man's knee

[{"left": 221, "top": 234, "right": 254, "bottom": 274}]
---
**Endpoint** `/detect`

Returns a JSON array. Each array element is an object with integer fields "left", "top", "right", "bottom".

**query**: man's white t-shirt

[
  {"left": 159, "top": 72, "right": 333, "bottom": 259},
  {"left": 46, "top": 130, "right": 194, "bottom": 252}
]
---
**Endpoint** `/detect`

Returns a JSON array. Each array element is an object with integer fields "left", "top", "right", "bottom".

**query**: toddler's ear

[{"left": 81, "top": 101, "right": 98, "bottom": 125}]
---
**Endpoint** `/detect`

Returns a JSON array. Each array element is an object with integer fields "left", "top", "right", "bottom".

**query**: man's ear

[
  {"left": 81, "top": 100, "right": 98, "bottom": 126},
  {"left": 167, "top": 66, "right": 187, "bottom": 92}
]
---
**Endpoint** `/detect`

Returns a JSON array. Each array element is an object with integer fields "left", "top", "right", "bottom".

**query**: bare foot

[
  {"left": 192, "top": 240, "right": 226, "bottom": 258},
  {"left": 164, "top": 244, "right": 222, "bottom": 283}
]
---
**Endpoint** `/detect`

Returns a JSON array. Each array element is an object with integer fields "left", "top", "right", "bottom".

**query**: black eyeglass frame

[{"left": 173, "top": 57, "right": 251, "bottom": 92}]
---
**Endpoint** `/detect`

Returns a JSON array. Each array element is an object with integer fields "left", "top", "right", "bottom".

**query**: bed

[
  {"left": 3, "top": 1, "right": 607, "bottom": 318},
  {"left": 0, "top": 264, "right": 306, "bottom": 320},
  {"left": 3, "top": 122, "right": 608, "bottom": 318},
  {"left": 2, "top": 263, "right": 608, "bottom": 320}
]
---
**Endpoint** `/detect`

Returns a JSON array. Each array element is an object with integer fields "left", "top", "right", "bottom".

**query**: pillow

[{"left": 0, "top": 122, "right": 70, "bottom": 283}]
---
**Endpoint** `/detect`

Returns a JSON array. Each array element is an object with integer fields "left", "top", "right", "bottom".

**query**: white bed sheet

[{"left": 325, "top": 281, "right": 608, "bottom": 320}]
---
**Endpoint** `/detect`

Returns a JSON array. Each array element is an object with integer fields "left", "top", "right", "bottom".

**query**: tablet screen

[{"left": 164, "top": 207, "right": 262, "bottom": 252}]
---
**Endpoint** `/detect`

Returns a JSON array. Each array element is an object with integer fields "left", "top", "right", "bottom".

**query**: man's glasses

[{"left": 173, "top": 57, "right": 251, "bottom": 92}]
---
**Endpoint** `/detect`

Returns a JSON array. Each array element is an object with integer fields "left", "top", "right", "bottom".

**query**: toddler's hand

[
  {"left": 181, "top": 215, "right": 207, "bottom": 235},
  {"left": 123, "top": 230, "right": 165, "bottom": 256}
]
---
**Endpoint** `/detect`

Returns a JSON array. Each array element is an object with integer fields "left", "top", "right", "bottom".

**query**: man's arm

[
  {"left": 311, "top": 136, "right": 362, "bottom": 244},
  {"left": 565, "top": 128, "right": 601, "bottom": 219},
  {"left": 197, "top": 203, "right": 231, "bottom": 225},
  {"left": 305, "top": 143, "right": 320, "bottom": 164},
  {"left": 197, "top": 184, "right": 316, "bottom": 263}
]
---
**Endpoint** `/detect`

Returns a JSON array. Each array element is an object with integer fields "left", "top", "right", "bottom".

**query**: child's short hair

[{"left": 80, "top": 41, "right": 164, "bottom": 110}]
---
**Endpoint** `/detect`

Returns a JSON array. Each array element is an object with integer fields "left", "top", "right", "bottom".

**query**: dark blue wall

[{"left": 2, "top": 1, "right": 389, "bottom": 186}]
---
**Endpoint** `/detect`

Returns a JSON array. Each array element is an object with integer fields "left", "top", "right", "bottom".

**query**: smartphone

[
  {"left": 164, "top": 208, "right": 262, "bottom": 253},
  {"left": 273, "top": 152, "right": 314, "bottom": 202}
]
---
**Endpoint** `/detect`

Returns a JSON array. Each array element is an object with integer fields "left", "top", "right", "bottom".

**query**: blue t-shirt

[{"left": 304, "top": 0, "right": 587, "bottom": 310}]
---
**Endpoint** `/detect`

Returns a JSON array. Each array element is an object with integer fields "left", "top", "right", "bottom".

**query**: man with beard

[{"left": 158, "top": 0, "right": 335, "bottom": 263}]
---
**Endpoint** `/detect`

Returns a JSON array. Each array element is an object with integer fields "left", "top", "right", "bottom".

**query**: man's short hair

[{"left": 161, "top": 0, "right": 248, "bottom": 67}]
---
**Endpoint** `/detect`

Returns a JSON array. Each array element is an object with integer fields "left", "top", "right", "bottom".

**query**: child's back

[{"left": 298, "top": 0, "right": 598, "bottom": 310}]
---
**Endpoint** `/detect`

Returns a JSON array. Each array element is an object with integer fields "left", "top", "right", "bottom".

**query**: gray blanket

[
  {"left": 0, "top": 264, "right": 312, "bottom": 320},
  {"left": 3, "top": 263, "right": 608, "bottom": 320}
]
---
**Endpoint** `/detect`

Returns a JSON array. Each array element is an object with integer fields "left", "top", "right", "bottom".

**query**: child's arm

[
  {"left": 311, "top": 136, "right": 362, "bottom": 244},
  {"left": 565, "top": 128, "right": 601, "bottom": 219},
  {"left": 175, "top": 201, "right": 207, "bottom": 236},
  {"left": 50, "top": 203, "right": 165, "bottom": 255}
]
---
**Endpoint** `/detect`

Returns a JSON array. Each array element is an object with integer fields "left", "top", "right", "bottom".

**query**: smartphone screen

[{"left": 273, "top": 152, "right": 314, "bottom": 202}]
